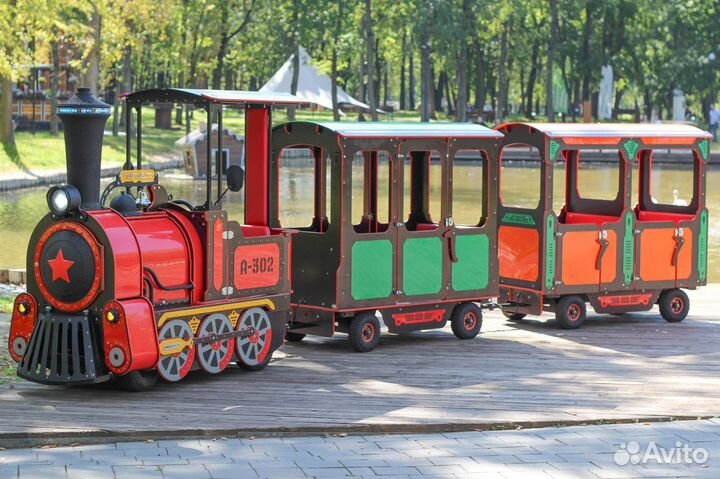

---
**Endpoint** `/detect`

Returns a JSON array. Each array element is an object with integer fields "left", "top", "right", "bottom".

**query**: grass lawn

[{"left": 0, "top": 107, "right": 449, "bottom": 175}]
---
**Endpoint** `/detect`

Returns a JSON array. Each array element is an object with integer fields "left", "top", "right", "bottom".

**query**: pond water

[{"left": 2, "top": 162, "right": 718, "bottom": 281}]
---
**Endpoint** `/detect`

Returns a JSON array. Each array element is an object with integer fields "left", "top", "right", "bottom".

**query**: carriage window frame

[
  {"left": 638, "top": 149, "right": 699, "bottom": 214},
  {"left": 351, "top": 149, "right": 392, "bottom": 234},
  {"left": 499, "top": 143, "right": 542, "bottom": 210},
  {"left": 402, "top": 149, "right": 444, "bottom": 231},
  {"left": 276, "top": 145, "right": 332, "bottom": 232},
  {"left": 451, "top": 149, "right": 488, "bottom": 227}
]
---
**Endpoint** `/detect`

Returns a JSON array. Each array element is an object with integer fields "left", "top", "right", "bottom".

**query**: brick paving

[{"left": 0, "top": 419, "right": 717, "bottom": 478}]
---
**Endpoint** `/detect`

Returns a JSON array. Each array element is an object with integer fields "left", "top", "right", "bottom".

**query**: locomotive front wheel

[
  {"left": 285, "top": 331, "right": 306, "bottom": 342},
  {"left": 502, "top": 309, "right": 527, "bottom": 321},
  {"left": 555, "top": 295, "right": 587, "bottom": 329},
  {"left": 157, "top": 319, "right": 196, "bottom": 382},
  {"left": 196, "top": 313, "right": 235, "bottom": 374},
  {"left": 116, "top": 370, "right": 159, "bottom": 392},
  {"left": 451, "top": 303, "right": 483, "bottom": 339},
  {"left": 235, "top": 308, "right": 274, "bottom": 371},
  {"left": 659, "top": 289, "right": 690, "bottom": 323},
  {"left": 348, "top": 312, "right": 381, "bottom": 352}
]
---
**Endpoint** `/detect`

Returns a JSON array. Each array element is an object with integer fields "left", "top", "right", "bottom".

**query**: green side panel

[
  {"left": 501, "top": 213, "right": 536, "bottom": 226},
  {"left": 623, "top": 140, "right": 639, "bottom": 160},
  {"left": 403, "top": 237, "right": 443, "bottom": 296},
  {"left": 699, "top": 140, "right": 709, "bottom": 161},
  {"left": 351, "top": 240, "right": 393, "bottom": 300},
  {"left": 622, "top": 212, "right": 635, "bottom": 286},
  {"left": 545, "top": 215, "right": 557, "bottom": 291},
  {"left": 549, "top": 140, "right": 561, "bottom": 162},
  {"left": 698, "top": 210, "right": 709, "bottom": 283},
  {"left": 451, "top": 235, "right": 489, "bottom": 292}
]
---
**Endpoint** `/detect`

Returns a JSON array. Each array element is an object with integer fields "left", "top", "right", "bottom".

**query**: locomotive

[{"left": 8, "top": 87, "right": 710, "bottom": 390}]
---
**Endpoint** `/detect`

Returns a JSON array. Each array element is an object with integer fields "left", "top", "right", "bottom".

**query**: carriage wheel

[
  {"left": 348, "top": 312, "right": 381, "bottom": 352},
  {"left": 659, "top": 289, "right": 689, "bottom": 323},
  {"left": 196, "top": 313, "right": 235, "bottom": 374},
  {"left": 451, "top": 303, "right": 483, "bottom": 339},
  {"left": 555, "top": 295, "right": 586, "bottom": 329},
  {"left": 157, "top": 319, "right": 196, "bottom": 382},
  {"left": 502, "top": 309, "right": 527, "bottom": 321},
  {"left": 235, "top": 308, "right": 273, "bottom": 371}
]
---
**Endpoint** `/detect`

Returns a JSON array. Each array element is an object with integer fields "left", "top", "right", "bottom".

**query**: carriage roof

[
  {"left": 121, "top": 88, "right": 307, "bottom": 106},
  {"left": 291, "top": 121, "right": 503, "bottom": 139},
  {"left": 498, "top": 122, "right": 711, "bottom": 140}
]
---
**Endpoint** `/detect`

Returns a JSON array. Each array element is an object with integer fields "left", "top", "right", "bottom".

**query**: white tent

[{"left": 260, "top": 46, "right": 369, "bottom": 115}]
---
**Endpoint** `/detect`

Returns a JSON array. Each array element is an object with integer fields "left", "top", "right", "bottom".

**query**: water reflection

[{"left": 1, "top": 163, "right": 717, "bottom": 281}]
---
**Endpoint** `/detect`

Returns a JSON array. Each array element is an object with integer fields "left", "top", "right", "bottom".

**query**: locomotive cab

[{"left": 9, "top": 88, "right": 307, "bottom": 390}]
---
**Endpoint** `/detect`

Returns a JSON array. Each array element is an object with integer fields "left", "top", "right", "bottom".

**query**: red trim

[
  {"left": 292, "top": 296, "right": 493, "bottom": 314},
  {"left": 245, "top": 107, "right": 271, "bottom": 226},
  {"left": 392, "top": 310, "right": 444, "bottom": 326},
  {"left": 599, "top": 293, "right": 653, "bottom": 308},
  {"left": 213, "top": 218, "right": 224, "bottom": 292},
  {"left": 9, "top": 293, "right": 38, "bottom": 363},
  {"left": 34, "top": 222, "right": 103, "bottom": 312},
  {"left": 103, "top": 298, "right": 159, "bottom": 375}
]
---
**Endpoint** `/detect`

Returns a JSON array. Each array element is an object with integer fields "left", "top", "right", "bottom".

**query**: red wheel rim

[
  {"left": 670, "top": 297, "right": 684, "bottom": 314},
  {"left": 361, "top": 323, "right": 375, "bottom": 342},
  {"left": 567, "top": 304, "right": 581, "bottom": 321},
  {"left": 463, "top": 312, "right": 477, "bottom": 330}
]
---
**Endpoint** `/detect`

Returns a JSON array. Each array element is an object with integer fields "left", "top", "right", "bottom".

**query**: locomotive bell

[{"left": 57, "top": 88, "right": 111, "bottom": 210}]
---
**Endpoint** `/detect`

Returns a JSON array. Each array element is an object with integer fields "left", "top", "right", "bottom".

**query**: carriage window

[
  {"left": 452, "top": 150, "right": 486, "bottom": 226},
  {"left": 277, "top": 146, "right": 332, "bottom": 231},
  {"left": 500, "top": 145, "right": 541, "bottom": 209},
  {"left": 576, "top": 150, "right": 620, "bottom": 201},
  {"left": 646, "top": 149, "right": 695, "bottom": 207},
  {"left": 352, "top": 150, "right": 391, "bottom": 233},
  {"left": 403, "top": 150, "right": 442, "bottom": 231}
]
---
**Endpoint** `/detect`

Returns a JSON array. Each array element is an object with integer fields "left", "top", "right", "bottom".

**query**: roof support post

[{"left": 245, "top": 104, "right": 271, "bottom": 226}]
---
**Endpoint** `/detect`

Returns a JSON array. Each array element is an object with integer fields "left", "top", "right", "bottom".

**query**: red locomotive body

[{"left": 8, "top": 88, "right": 305, "bottom": 390}]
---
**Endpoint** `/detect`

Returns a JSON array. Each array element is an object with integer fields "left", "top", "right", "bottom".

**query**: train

[{"left": 8, "top": 88, "right": 710, "bottom": 390}]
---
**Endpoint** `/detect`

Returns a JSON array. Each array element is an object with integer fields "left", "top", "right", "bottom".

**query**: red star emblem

[{"left": 48, "top": 249, "right": 74, "bottom": 283}]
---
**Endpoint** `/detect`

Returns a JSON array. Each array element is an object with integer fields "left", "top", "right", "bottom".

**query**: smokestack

[{"left": 57, "top": 88, "right": 111, "bottom": 210}]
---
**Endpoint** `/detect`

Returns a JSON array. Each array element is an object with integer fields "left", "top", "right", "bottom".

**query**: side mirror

[{"left": 226, "top": 165, "right": 244, "bottom": 192}]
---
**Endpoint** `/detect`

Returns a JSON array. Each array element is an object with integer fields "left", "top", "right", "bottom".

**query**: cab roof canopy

[
  {"left": 287, "top": 121, "right": 504, "bottom": 139},
  {"left": 498, "top": 122, "right": 711, "bottom": 141},
  {"left": 121, "top": 88, "right": 308, "bottom": 108}
]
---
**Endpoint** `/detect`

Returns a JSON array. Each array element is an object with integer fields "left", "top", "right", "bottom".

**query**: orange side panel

[
  {"left": 676, "top": 229, "right": 693, "bottom": 281},
  {"left": 561, "top": 231, "right": 601, "bottom": 286},
  {"left": 562, "top": 137, "right": 620, "bottom": 145},
  {"left": 639, "top": 228, "right": 676, "bottom": 282},
  {"left": 499, "top": 226, "right": 539, "bottom": 282},
  {"left": 642, "top": 137, "right": 695, "bottom": 145},
  {"left": 234, "top": 243, "right": 281, "bottom": 290},
  {"left": 600, "top": 230, "right": 617, "bottom": 284}
]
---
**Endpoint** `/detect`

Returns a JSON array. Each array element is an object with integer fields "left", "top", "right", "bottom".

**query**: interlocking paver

[
  {"left": 159, "top": 464, "right": 212, "bottom": 478},
  {"left": 204, "top": 462, "right": 259, "bottom": 478}
]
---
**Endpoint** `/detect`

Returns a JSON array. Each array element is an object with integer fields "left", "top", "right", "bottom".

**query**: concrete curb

[
  {"left": 0, "top": 158, "right": 182, "bottom": 192},
  {"left": 1, "top": 415, "right": 716, "bottom": 450}
]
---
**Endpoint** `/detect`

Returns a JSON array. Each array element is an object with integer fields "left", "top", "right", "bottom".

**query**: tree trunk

[
  {"left": 400, "top": 31, "right": 406, "bottom": 111},
  {"left": 409, "top": 48, "right": 416, "bottom": 110},
  {"left": 420, "top": 37, "right": 432, "bottom": 122},
  {"left": 612, "top": 86, "right": 624, "bottom": 120},
  {"left": 435, "top": 70, "right": 446, "bottom": 116},
  {"left": 496, "top": 23, "right": 509, "bottom": 122},
  {"left": 365, "top": 0, "right": 378, "bottom": 120},
  {"left": 287, "top": 0, "right": 300, "bottom": 121},
  {"left": 455, "top": 0, "right": 470, "bottom": 121},
  {"left": 50, "top": 41, "right": 60, "bottom": 135},
  {"left": 0, "top": 75, "right": 15, "bottom": 148},
  {"left": 331, "top": 2, "right": 343, "bottom": 121},
  {"left": 473, "top": 41, "right": 485, "bottom": 111},
  {"left": 119, "top": 48, "right": 132, "bottom": 134},
  {"left": 83, "top": 3, "right": 101, "bottom": 93},
  {"left": 525, "top": 40, "right": 539, "bottom": 118},
  {"left": 546, "top": 0, "right": 558, "bottom": 121},
  {"left": 581, "top": 2, "right": 593, "bottom": 105}
]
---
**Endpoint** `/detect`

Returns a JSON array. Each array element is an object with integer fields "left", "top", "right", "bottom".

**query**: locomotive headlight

[{"left": 47, "top": 185, "right": 81, "bottom": 216}]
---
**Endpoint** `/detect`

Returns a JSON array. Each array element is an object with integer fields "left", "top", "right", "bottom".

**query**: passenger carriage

[
  {"left": 271, "top": 122, "right": 503, "bottom": 351},
  {"left": 496, "top": 123, "right": 710, "bottom": 328}
]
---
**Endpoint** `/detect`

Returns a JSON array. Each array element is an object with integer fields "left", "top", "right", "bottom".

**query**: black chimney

[{"left": 57, "top": 88, "right": 111, "bottom": 209}]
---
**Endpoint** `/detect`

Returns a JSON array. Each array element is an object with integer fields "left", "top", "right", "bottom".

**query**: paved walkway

[{"left": 0, "top": 419, "right": 717, "bottom": 478}]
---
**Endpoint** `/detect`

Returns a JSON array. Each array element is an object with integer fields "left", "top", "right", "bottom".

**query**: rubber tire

[
  {"left": 659, "top": 289, "right": 689, "bottom": 323},
  {"left": 285, "top": 331, "right": 306, "bottom": 342},
  {"left": 116, "top": 370, "right": 159, "bottom": 392},
  {"left": 555, "top": 296, "right": 587, "bottom": 329},
  {"left": 237, "top": 351, "right": 273, "bottom": 372},
  {"left": 502, "top": 310, "right": 527, "bottom": 321},
  {"left": 451, "top": 303, "right": 483, "bottom": 339},
  {"left": 348, "top": 312, "right": 381, "bottom": 352}
]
